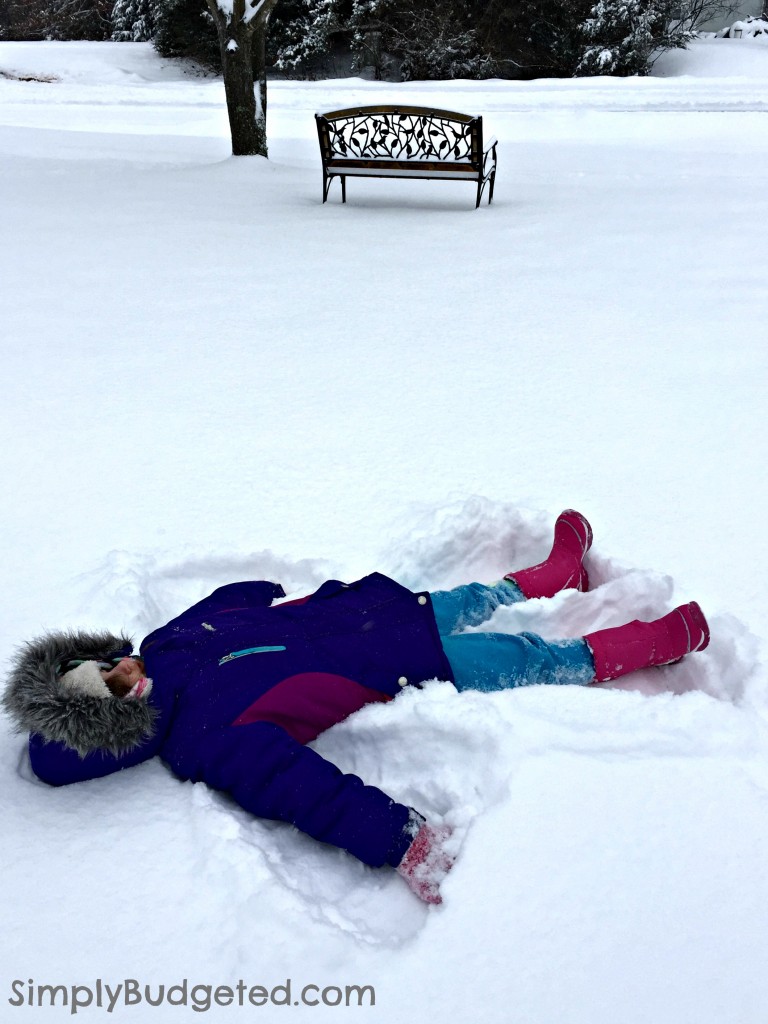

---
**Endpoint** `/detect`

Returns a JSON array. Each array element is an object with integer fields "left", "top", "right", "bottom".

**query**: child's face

[{"left": 101, "top": 657, "right": 146, "bottom": 698}]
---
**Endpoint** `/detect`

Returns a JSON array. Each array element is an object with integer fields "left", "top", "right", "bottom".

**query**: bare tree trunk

[
  {"left": 220, "top": 22, "right": 262, "bottom": 155},
  {"left": 206, "top": 0, "right": 278, "bottom": 159}
]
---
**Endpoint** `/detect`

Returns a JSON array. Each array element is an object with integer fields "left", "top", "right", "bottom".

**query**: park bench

[{"left": 315, "top": 105, "right": 498, "bottom": 208}]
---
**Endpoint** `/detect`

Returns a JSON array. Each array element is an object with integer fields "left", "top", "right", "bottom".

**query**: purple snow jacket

[{"left": 27, "top": 573, "right": 454, "bottom": 868}]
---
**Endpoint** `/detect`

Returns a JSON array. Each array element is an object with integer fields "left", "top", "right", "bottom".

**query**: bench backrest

[{"left": 316, "top": 105, "right": 482, "bottom": 167}]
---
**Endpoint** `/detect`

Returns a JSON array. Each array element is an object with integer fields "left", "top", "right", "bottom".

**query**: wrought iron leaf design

[{"left": 325, "top": 111, "right": 474, "bottom": 162}]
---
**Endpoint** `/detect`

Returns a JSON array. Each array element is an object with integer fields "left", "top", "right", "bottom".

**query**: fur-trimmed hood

[{"left": 2, "top": 630, "right": 159, "bottom": 758}]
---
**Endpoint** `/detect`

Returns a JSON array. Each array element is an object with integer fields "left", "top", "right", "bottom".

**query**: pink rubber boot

[
  {"left": 506, "top": 509, "right": 593, "bottom": 599},
  {"left": 584, "top": 602, "right": 710, "bottom": 682}
]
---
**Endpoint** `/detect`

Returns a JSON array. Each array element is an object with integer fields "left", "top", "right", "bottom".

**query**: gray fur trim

[{"left": 2, "top": 630, "right": 158, "bottom": 758}]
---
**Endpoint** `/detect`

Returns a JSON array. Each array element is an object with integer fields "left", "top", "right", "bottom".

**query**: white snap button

[
  {"left": 397, "top": 676, "right": 408, "bottom": 687},
  {"left": 418, "top": 595, "right": 427, "bottom": 605}
]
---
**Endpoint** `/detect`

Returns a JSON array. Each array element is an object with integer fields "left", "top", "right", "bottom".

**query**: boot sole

[
  {"left": 665, "top": 602, "right": 710, "bottom": 664},
  {"left": 682, "top": 601, "right": 710, "bottom": 652},
  {"left": 558, "top": 510, "right": 593, "bottom": 555}
]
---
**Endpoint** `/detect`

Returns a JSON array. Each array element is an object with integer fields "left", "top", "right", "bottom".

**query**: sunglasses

[{"left": 57, "top": 654, "right": 132, "bottom": 676}]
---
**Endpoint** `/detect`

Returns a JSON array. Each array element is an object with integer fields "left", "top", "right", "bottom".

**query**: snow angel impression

[{"left": 2, "top": 511, "right": 710, "bottom": 905}]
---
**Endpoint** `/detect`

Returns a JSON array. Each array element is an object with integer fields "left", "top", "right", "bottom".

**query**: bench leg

[
  {"left": 476, "top": 179, "right": 483, "bottom": 209},
  {"left": 322, "top": 172, "right": 330, "bottom": 204},
  {"left": 488, "top": 171, "right": 495, "bottom": 205},
  {"left": 341, "top": 176, "right": 347, "bottom": 204}
]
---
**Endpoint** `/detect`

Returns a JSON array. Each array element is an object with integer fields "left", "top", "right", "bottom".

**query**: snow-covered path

[{"left": 1, "top": 39, "right": 767, "bottom": 1024}]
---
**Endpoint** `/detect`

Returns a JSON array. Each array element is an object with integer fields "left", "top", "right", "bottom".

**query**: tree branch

[
  {"left": 204, "top": 0, "right": 225, "bottom": 30},
  {"left": 244, "top": 0, "right": 278, "bottom": 26}
]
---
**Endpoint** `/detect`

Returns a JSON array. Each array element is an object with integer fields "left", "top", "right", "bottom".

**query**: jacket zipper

[{"left": 219, "top": 646, "right": 286, "bottom": 666}]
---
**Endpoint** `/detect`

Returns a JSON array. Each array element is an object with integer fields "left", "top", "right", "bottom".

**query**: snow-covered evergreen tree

[
  {"left": 273, "top": 0, "right": 342, "bottom": 72},
  {"left": 152, "top": 0, "right": 220, "bottom": 69},
  {"left": 470, "top": 0, "right": 589, "bottom": 78},
  {"left": 111, "top": 0, "right": 155, "bottom": 40},
  {"left": 276, "top": 0, "right": 493, "bottom": 80},
  {"left": 376, "top": 3, "right": 495, "bottom": 81},
  {"left": 576, "top": 0, "right": 693, "bottom": 76}
]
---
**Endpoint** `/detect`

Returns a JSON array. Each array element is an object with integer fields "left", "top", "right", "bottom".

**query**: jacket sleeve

[
  {"left": 165, "top": 721, "right": 417, "bottom": 869},
  {"left": 141, "top": 582, "right": 286, "bottom": 653},
  {"left": 28, "top": 731, "right": 163, "bottom": 786},
  {"left": 184, "top": 581, "right": 286, "bottom": 617}
]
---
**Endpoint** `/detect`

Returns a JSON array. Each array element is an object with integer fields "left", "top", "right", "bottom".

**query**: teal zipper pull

[{"left": 219, "top": 645, "right": 287, "bottom": 666}]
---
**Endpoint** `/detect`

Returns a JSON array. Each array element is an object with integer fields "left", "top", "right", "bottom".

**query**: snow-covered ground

[{"left": 2, "top": 37, "right": 768, "bottom": 1023}]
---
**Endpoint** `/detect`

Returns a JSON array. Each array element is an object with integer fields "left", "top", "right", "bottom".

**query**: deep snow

[{"left": 1, "top": 37, "right": 768, "bottom": 1024}]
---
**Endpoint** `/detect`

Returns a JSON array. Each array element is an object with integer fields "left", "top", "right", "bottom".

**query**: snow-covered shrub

[
  {"left": 151, "top": 0, "right": 220, "bottom": 69},
  {"left": 275, "top": 0, "right": 494, "bottom": 81},
  {"left": 472, "top": 0, "right": 704, "bottom": 78},
  {"left": 3, "top": 0, "right": 113, "bottom": 39},
  {"left": 111, "top": 0, "right": 155, "bottom": 40},
  {"left": 145, "top": 0, "right": 704, "bottom": 82},
  {"left": 472, "top": 0, "right": 595, "bottom": 78},
  {"left": 577, "top": 0, "right": 694, "bottom": 76},
  {"left": 377, "top": 4, "right": 496, "bottom": 81},
  {"left": 272, "top": 0, "right": 350, "bottom": 75}
]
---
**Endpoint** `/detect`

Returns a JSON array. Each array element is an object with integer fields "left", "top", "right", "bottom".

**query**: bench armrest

[{"left": 481, "top": 136, "right": 497, "bottom": 191}]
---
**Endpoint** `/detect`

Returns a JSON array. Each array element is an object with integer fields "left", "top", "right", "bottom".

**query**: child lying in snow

[{"left": 3, "top": 511, "right": 709, "bottom": 905}]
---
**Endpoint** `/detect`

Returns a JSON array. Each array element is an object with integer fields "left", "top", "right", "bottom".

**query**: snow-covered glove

[{"left": 397, "top": 823, "right": 455, "bottom": 905}]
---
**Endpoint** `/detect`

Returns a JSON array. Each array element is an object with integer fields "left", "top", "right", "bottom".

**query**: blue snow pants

[{"left": 430, "top": 580, "right": 595, "bottom": 692}]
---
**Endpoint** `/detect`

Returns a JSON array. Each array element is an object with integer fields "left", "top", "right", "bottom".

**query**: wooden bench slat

[
  {"left": 327, "top": 167, "right": 482, "bottom": 180},
  {"left": 318, "top": 104, "right": 476, "bottom": 123},
  {"left": 327, "top": 159, "right": 476, "bottom": 172}
]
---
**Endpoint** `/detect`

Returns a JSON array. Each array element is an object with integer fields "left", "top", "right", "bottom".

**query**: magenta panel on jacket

[{"left": 231, "top": 672, "right": 392, "bottom": 744}]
